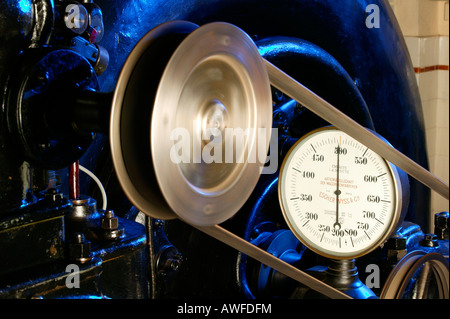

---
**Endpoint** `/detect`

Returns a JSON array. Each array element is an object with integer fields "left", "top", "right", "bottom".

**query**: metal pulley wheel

[
  {"left": 111, "top": 21, "right": 272, "bottom": 225},
  {"left": 110, "top": 21, "right": 199, "bottom": 221},
  {"left": 380, "top": 250, "right": 449, "bottom": 299}
]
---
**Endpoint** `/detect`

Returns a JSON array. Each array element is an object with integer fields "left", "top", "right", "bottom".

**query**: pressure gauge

[{"left": 278, "top": 127, "right": 409, "bottom": 259}]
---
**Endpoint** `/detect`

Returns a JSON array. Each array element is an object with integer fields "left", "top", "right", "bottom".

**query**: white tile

[
  {"left": 430, "top": 191, "right": 449, "bottom": 218},
  {"left": 404, "top": 36, "right": 421, "bottom": 66},
  {"left": 426, "top": 126, "right": 438, "bottom": 159},
  {"left": 436, "top": 98, "right": 450, "bottom": 128},
  {"left": 392, "top": 0, "right": 420, "bottom": 36},
  {"left": 445, "top": 1, "right": 449, "bottom": 22},
  {"left": 438, "top": 36, "right": 449, "bottom": 65},
  {"left": 429, "top": 154, "right": 449, "bottom": 187},
  {"left": 429, "top": 152, "right": 449, "bottom": 222},
  {"left": 438, "top": 2, "right": 449, "bottom": 35},
  {"left": 418, "top": 70, "right": 438, "bottom": 101},
  {"left": 415, "top": 73, "right": 421, "bottom": 87},
  {"left": 422, "top": 98, "right": 438, "bottom": 130},
  {"left": 437, "top": 69, "right": 449, "bottom": 100},
  {"left": 420, "top": 36, "right": 440, "bottom": 67},
  {"left": 434, "top": 127, "right": 449, "bottom": 156},
  {"left": 435, "top": 155, "right": 449, "bottom": 182}
]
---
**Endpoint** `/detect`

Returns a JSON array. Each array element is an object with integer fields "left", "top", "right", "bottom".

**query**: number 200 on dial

[{"left": 278, "top": 127, "right": 409, "bottom": 259}]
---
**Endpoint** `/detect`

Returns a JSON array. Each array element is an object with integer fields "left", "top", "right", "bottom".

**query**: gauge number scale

[{"left": 279, "top": 127, "right": 406, "bottom": 259}]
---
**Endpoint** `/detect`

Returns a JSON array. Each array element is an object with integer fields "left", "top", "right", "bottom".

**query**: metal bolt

[
  {"left": 419, "top": 233, "right": 439, "bottom": 248},
  {"left": 294, "top": 103, "right": 304, "bottom": 114},
  {"left": 386, "top": 236, "right": 407, "bottom": 263},
  {"left": 101, "top": 210, "right": 119, "bottom": 230},
  {"left": 68, "top": 232, "right": 91, "bottom": 263},
  {"left": 156, "top": 247, "right": 182, "bottom": 276},
  {"left": 386, "top": 236, "right": 407, "bottom": 250},
  {"left": 46, "top": 188, "right": 63, "bottom": 203},
  {"left": 434, "top": 212, "right": 449, "bottom": 240},
  {"left": 166, "top": 254, "right": 182, "bottom": 272},
  {"left": 95, "top": 209, "right": 125, "bottom": 241},
  {"left": 73, "top": 232, "right": 85, "bottom": 244},
  {"left": 154, "top": 219, "right": 166, "bottom": 228}
]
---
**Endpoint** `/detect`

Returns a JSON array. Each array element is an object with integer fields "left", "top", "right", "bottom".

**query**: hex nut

[
  {"left": 101, "top": 210, "right": 119, "bottom": 230},
  {"left": 68, "top": 233, "right": 92, "bottom": 263},
  {"left": 419, "top": 233, "right": 439, "bottom": 248},
  {"left": 386, "top": 236, "right": 407, "bottom": 250},
  {"left": 434, "top": 212, "right": 449, "bottom": 240}
]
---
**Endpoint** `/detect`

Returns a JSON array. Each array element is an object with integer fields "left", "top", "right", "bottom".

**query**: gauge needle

[{"left": 334, "top": 143, "right": 341, "bottom": 230}]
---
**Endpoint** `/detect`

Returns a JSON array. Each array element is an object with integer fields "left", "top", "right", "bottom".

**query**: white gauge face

[{"left": 279, "top": 127, "right": 403, "bottom": 259}]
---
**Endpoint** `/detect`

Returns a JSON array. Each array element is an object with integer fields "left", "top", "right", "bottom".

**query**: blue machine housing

[{"left": 0, "top": 0, "right": 439, "bottom": 299}]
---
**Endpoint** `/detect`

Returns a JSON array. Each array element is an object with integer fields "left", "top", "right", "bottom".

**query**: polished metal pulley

[
  {"left": 151, "top": 22, "right": 272, "bottom": 226},
  {"left": 110, "top": 21, "right": 199, "bottom": 222},
  {"left": 111, "top": 21, "right": 273, "bottom": 226}
]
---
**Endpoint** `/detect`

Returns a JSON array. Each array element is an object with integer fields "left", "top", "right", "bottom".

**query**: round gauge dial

[{"left": 278, "top": 127, "right": 409, "bottom": 259}]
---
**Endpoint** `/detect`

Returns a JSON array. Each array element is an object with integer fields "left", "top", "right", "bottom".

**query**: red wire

[{"left": 69, "top": 161, "right": 80, "bottom": 200}]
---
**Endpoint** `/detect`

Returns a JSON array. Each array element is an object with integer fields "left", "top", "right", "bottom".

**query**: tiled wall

[{"left": 389, "top": 0, "right": 449, "bottom": 230}]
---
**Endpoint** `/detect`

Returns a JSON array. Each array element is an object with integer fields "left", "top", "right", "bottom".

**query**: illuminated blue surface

[{"left": 17, "top": 0, "right": 31, "bottom": 13}]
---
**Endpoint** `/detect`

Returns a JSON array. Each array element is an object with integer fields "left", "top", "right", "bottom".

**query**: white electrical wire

[{"left": 79, "top": 165, "right": 108, "bottom": 210}]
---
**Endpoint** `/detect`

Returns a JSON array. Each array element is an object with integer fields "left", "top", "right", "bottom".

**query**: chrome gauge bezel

[{"left": 278, "top": 126, "right": 409, "bottom": 260}]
